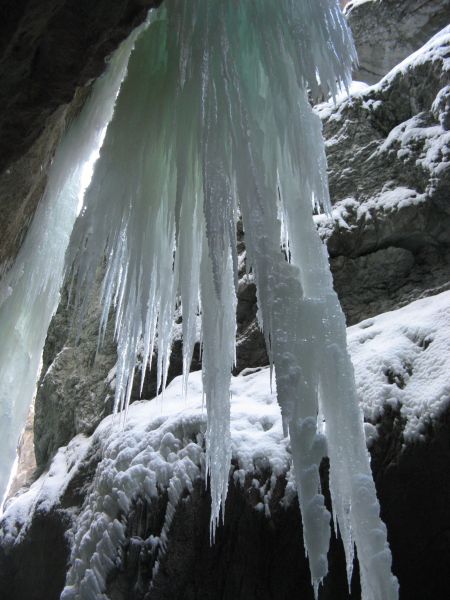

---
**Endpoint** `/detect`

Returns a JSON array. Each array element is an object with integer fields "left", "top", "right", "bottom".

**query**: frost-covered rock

[
  {"left": 316, "top": 26, "right": 450, "bottom": 324},
  {"left": 345, "top": 0, "right": 450, "bottom": 84},
  {"left": 2, "top": 290, "right": 450, "bottom": 599}
]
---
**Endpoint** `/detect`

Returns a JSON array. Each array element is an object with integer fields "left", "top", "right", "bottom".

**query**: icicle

[
  {"left": 200, "top": 238, "right": 236, "bottom": 538},
  {"left": 0, "top": 26, "right": 142, "bottom": 505},
  {"left": 64, "top": 2, "right": 398, "bottom": 598}
]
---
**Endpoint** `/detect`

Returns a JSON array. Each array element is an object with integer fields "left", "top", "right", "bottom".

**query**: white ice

[
  {"left": 0, "top": 26, "right": 143, "bottom": 506},
  {"left": 2, "top": 1, "right": 399, "bottom": 598}
]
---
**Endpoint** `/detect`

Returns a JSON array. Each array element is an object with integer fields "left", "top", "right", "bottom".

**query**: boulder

[{"left": 346, "top": 0, "right": 450, "bottom": 84}]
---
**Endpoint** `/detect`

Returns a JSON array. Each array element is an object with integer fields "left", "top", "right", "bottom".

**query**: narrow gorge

[{"left": 0, "top": 2, "right": 449, "bottom": 600}]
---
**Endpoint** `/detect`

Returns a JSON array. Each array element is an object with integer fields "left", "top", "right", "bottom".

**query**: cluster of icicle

[
  {"left": 64, "top": 1, "right": 398, "bottom": 598},
  {"left": 0, "top": 0, "right": 399, "bottom": 597},
  {"left": 0, "top": 24, "right": 145, "bottom": 506}
]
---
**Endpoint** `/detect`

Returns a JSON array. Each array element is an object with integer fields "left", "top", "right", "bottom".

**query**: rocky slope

[{"left": 1, "top": 2, "right": 450, "bottom": 600}]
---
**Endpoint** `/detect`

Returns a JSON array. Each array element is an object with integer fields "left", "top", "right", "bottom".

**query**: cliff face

[
  {"left": 0, "top": 0, "right": 161, "bottom": 270},
  {"left": 1, "top": 2, "right": 450, "bottom": 600},
  {"left": 345, "top": 0, "right": 450, "bottom": 84}
]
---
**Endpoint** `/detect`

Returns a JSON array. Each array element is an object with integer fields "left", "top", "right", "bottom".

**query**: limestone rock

[
  {"left": 346, "top": 0, "right": 450, "bottom": 84},
  {"left": 316, "top": 25, "right": 450, "bottom": 323}
]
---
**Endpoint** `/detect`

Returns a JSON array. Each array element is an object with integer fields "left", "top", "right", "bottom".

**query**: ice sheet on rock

[{"left": 0, "top": 27, "right": 141, "bottom": 505}]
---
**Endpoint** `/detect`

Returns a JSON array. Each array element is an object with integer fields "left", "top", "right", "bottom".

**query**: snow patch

[{"left": 349, "top": 290, "right": 450, "bottom": 441}]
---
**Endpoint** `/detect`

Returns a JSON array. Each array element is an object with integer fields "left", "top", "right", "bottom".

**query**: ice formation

[
  {"left": 0, "top": 26, "right": 143, "bottom": 504},
  {"left": 62, "top": 1, "right": 398, "bottom": 598}
]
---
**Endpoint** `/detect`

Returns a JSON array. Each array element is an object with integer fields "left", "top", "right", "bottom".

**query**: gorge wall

[{"left": 1, "top": 2, "right": 449, "bottom": 600}]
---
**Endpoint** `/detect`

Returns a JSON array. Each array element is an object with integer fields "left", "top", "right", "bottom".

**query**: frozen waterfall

[
  {"left": 64, "top": 1, "right": 398, "bottom": 598},
  {"left": 1, "top": 0, "right": 399, "bottom": 598},
  {"left": 0, "top": 25, "right": 143, "bottom": 505}
]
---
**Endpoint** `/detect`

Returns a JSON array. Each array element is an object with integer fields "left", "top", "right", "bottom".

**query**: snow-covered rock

[
  {"left": 345, "top": 0, "right": 450, "bottom": 84},
  {"left": 316, "top": 26, "right": 450, "bottom": 324},
  {"left": 2, "top": 290, "right": 450, "bottom": 599}
]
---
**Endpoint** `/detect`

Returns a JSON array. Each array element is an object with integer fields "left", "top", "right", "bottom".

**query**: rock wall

[
  {"left": 0, "top": 0, "right": 161, "bottom": 270},
  {"left": 1, "top": 2, "right": 450, "bottom": 600},
  {"left": 346, "top": 0, "right": 450, "bottom": 84}
]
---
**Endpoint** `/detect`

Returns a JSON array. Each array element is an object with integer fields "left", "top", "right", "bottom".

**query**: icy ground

[{"left": 1, "top": 289, "right": 449, "bottom": 596}]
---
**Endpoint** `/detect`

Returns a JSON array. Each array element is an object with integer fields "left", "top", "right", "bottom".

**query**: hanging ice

[
  {"left": 65, "top": 1, "right": 399, "bottom": 598},
  {"left": 0, "top": 26, "right": 143, "bottom": 505},
  {"left": 0, "top": 0, "right": 399, "bottom": 597}
]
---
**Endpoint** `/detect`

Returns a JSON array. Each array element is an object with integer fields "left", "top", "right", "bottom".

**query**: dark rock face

[
  {"left": 0, "top": 0, "right": 161, "bottom": 269},
  {"left": 372, "top": 405, "right": 450, "bottom": 600},
  {"left": 0, "top": 0, "right": 162, "bottom": 176},
  {"left": 345, "top": 0, "right": 450, "bottom": 84},
  {"left": 0, "top": 509, "right": 71, "bottom": 600},
  {"left": 105, "top": 480, "right": 323, "bottom": 600}
]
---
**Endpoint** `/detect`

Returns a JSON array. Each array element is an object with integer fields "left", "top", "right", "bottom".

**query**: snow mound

[{"left": 349, "top": 290, "right": 450, "bottom": 440}]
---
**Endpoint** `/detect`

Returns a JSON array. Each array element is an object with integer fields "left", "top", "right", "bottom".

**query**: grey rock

[
  {"left": 346, "top": 0, "right": 450, "bottom": 84},
  {"left": 317, "top": 26, "right": 450, "bottom": 322},
  {"left": 34, "top": 272, "right": 117, "bottom": 469}
]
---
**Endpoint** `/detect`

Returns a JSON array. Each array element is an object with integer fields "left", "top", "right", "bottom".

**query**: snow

[
  {"left": 344, "top": 0, "right": 373, "bottom": 11},
  {"left": 349, "top": 290, "right": 450, "bottom": 441},
  {"left": 316, "top": 25, "right": 450, "bottom": 129},
  {"left": 1, "top": 434, "right": 90, "bottom": 540},
  {"left": 315, "top": 80, "right": 370, "bottom": 120},
  {"left": 376, "top": 25, "right": 450, "bottom": 88},
  {"left": 315, "top": 27, "right": 450, "bottom": 246},
  {"left": 59, "top": 368, "right": 286, "bottom": 599},
  {"left": 3, "top": 290, "right": 449, "bottom": 597}
]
